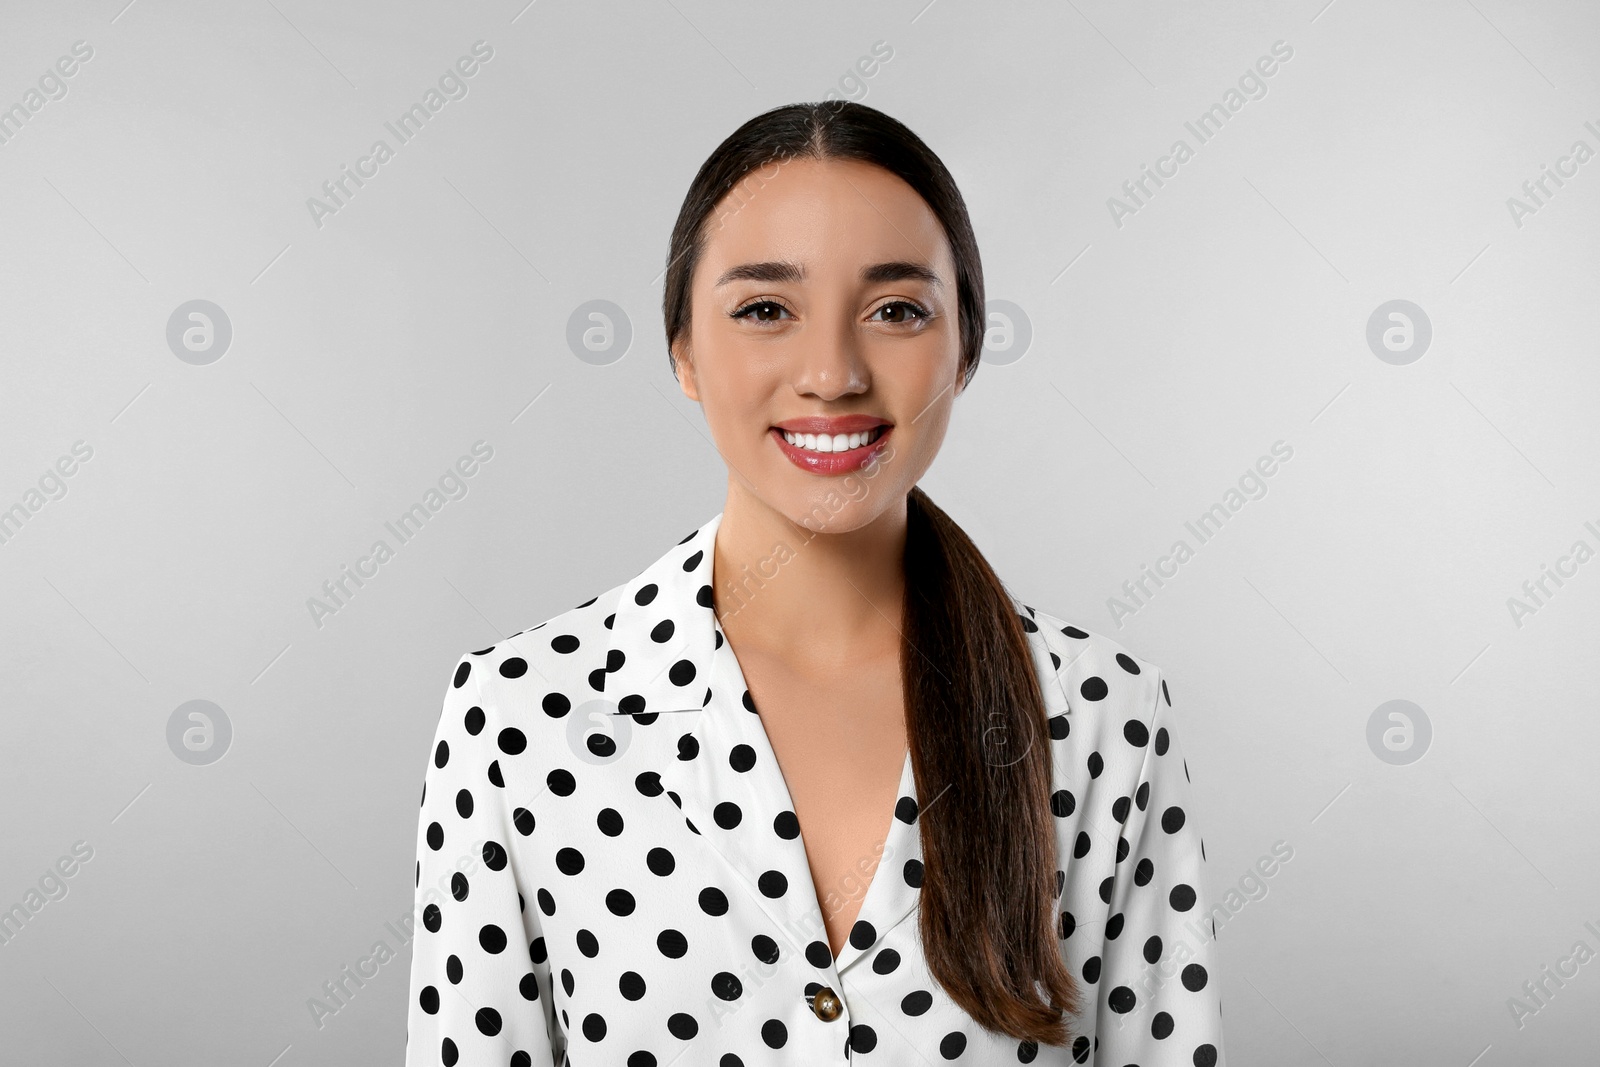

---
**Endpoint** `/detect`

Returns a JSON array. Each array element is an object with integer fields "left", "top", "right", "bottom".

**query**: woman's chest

[{"left": 736, "top": 648, "right": 910, "bottom": 958}]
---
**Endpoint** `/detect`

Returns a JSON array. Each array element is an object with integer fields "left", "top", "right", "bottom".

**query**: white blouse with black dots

[{"left": 403, "top": 511, "right": 1226, "bottom": 1066}]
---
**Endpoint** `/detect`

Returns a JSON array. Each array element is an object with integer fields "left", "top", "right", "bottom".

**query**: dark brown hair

[{"left": 661, "top": 101, "right": 1078, "bottom": 1046}]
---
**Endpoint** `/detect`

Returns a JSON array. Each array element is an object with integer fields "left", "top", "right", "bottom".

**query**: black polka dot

[
  {"left": 499, "top": 657, "right": 527, "bottom": 678},
  {"left": 1182, "top": 963, "right": 1208, "bottom": 991},
  {"left": 903, "top": 858, "right": 924, "bottom": 888},
  {"left": 657, "top": 929, "right": 688, "bottom": 958},
  {"left": 1080, "top": 676, "right": 1108, "bottom": 701}
]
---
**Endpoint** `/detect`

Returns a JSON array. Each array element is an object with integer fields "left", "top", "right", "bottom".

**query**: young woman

[{"left": 405, "top": 101, "right": 1224, "bottom": 1066}]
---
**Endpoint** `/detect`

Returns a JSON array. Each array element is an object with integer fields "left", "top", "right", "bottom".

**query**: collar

[{"left": 597, "top": 510, "right": 1072, "bottom": 977}]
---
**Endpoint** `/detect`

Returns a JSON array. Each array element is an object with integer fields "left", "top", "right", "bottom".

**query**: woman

[{"left": 404, "top": 101, "right": 1224, "bottom": 1065}]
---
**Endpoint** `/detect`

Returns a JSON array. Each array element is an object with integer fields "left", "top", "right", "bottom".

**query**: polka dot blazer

[{"left": 404, "top": 511, "right": 1225, "bottom": 1065}]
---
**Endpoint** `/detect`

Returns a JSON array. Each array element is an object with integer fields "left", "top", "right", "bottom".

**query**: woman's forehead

[{"left": 700, "top": 160, "right": 951, "bottom": 284}]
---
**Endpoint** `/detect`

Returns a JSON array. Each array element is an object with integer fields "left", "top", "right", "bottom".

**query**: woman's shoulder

[
  {"left": 1013, "top": 597, "right": 1171, "bottom": 729},
  {"left": 448, "top": 574, "right": 634, "bottom": 711}
]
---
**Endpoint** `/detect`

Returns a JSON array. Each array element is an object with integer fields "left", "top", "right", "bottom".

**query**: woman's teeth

[{"left": 780, "top": 426, "right": 886, "bottom": 453}]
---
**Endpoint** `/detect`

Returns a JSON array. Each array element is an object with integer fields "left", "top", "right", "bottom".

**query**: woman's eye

[
  {"left": 733, "top": 300, "right": 789, "bottom": 322},
  {"left": 872, "top": 301, "right": 930, "bottom": 324}
]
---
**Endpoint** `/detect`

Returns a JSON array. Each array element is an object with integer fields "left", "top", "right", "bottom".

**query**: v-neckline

[{"left": 708, "top": 613, "right": 923, "bottom": 969}]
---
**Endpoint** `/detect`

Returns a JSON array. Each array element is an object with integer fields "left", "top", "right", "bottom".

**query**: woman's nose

[{"left": 791, "top": 319, "right": 868, "bottom": 400}]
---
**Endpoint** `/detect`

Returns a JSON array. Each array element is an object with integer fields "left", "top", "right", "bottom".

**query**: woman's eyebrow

[{"left": 714, "top": 260, "right": 943, "bottom": 287}]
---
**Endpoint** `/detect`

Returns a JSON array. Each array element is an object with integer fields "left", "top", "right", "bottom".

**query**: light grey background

[{"left": 2, "top": 0, "right": 1597, "bottom": 1063}]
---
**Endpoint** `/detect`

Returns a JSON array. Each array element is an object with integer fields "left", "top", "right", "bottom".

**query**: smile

[
  {"left": 779, "top": 426, "right": 888, "bottom": 453},
  {"left": 769, "top": 424, "right": 893, "bottom": 476}
]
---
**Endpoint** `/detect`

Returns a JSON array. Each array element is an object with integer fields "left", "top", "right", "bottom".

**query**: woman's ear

[{"left": 672, "top": 341, "right": 700, "bottom": 402}]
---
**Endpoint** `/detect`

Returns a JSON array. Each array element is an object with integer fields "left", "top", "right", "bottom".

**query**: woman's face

[{"left": 672, "top": 156, "right": 965, "bottom": 533}]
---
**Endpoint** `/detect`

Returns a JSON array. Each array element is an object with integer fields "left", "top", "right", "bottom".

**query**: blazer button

[{"left": 810, "top": 985, "right": 843, "bottom": 1021}]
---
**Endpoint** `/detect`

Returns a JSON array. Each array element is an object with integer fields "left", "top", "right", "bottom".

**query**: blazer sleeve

[
  {"left": 404, "top": 653, "right": 564, "bottom": 1067},
  {"left": 1092, "top": 669, "right": 1225, "bottom": 1066}
]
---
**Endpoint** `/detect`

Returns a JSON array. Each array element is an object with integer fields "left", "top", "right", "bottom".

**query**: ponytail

[{"left": 902, "top": 485, "right": 1079, "bottom": 1045}]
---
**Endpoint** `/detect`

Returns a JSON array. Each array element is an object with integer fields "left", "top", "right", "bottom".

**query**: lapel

[{"left": 597, "top": 512, "right": 1075, "bottom": 979}]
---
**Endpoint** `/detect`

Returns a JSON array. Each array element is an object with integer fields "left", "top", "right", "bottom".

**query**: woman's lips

[{"left": 770, "top": 425, "right": 892, "bottom": 476}]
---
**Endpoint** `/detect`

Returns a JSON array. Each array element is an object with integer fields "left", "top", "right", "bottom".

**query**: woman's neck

[{"left": 711, "top": 482, "right": 907, "bottom": 671}]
